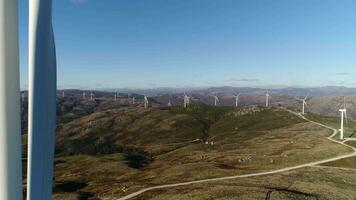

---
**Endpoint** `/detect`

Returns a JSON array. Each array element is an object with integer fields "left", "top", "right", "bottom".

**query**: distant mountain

[
  {"left": 101, "top": 86, "right": 356, "bottom": 97},
  {"left": 19, "top": 87, "right": 356, "bottom": 121}
]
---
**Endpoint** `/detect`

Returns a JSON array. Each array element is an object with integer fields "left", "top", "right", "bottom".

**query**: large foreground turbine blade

[
  {"left": 27, "top": 0, "right": 57, "bottom": 199},
  {"left": 0, "top": 0, "right": 23, "bottom": 199}
]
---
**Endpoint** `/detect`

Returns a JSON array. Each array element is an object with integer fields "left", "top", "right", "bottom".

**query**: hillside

[{"left": 45, "top": 105, "right": 353, "bottom": 199}]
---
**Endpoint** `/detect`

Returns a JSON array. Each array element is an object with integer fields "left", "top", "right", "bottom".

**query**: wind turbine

[
  {"left": 114, "top": 92, "right": 117, "bottom": 101},
  {"left": 265, "top": 90, "right": 270, "bottom": 107},
  {"left": 62, "top": 90, "right": 65, "bottom": 98},
  {"left": 183, "top": 93, "right": 190, "bottom": 108},
  {"left": 0, "top": 1, "right": 23, "bottom": 199},
  {"left": 144, "top": 96, "right": 149, "bottom": 109},
  {"left": 234, "top": 93, "right": 240, "bottom": 107},
  {"left": 298, "top": 95, "right": 308, "bottom": 114},
  {"left": 132, "top": 96, "right": 135, "bottom": 105},
  {"left": 28, "top": 0, "right": 57, "bottom": 199},
  {"left": 214, "top": 94, "right": 219, "bottom": 106},
  {"left": 339, "top": 97, "right": 348, "bottom": 140}
]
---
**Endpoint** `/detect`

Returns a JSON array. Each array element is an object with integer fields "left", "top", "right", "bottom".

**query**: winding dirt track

[{"left": 117, "top": 110, "right": 356, "bottom": 200}]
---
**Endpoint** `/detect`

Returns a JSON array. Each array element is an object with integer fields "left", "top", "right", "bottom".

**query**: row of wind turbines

[
  {"left": 63, "top": 89, "right": 349, "bottom": 141},
  {"left": 181, "top": 91, "right": 272, "bottom": 108},
  {"left": 78, "top": 90, "right": 149, "bottom": 108},
  {"left": 181, "top": 92, "right": 349, "bottom": 140}
]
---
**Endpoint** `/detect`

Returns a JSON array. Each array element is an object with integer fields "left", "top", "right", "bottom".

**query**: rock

[{"left": 270, "top": 158, "right": 275, "bottom": 164}]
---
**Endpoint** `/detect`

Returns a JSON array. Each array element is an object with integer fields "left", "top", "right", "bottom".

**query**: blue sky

[{"left": 19, "top": 0, "right": 356, "bottom": 89}]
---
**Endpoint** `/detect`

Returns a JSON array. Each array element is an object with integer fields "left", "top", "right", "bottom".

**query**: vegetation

[
  {"left": 46, "top": 104, "right": 354, "bottom": 199},
  {"left": 305, "top": 112, "right": 356, "bottom": 139}
]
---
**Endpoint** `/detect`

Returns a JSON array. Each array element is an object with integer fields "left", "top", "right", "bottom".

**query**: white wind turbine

[
  {"left": 183, "top": 93, "right": 190, "bottom": 108},
  {"left": 28, "top": 0, "right": 57, "bottom": 199},
  {"left": 265, "top": 90, "right": 270, "bottom": 107},
  {"left": 0, "top": 1, "right": 22, "bottom": 199},
  {"left": 339, "top": 97, "right": 348, "bottom": 140},
  {"left": 234, "top": 93, "right": 240, "bottom": 107},
  {"left": 114, "top": 92, "right": 117, "bottom": 101},
  {"left": 214, "top": 94, "right": 219, "bottom": 106},
  {"left": 298, "top": 95, "right": 308, "bottom": 114},
  {"left": 132, "top": 96, "right": 135, "bottom": 105},
  {"left": 144, "top": 96, "right": 149, "bottom": 109}
]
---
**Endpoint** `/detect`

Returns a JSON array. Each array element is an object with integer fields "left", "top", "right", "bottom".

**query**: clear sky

[{"left": 18, "top": 0, "right": 356, "bottom": 89}]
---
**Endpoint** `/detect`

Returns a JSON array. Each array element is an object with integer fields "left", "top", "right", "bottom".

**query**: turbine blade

[
  {"left": 28, "top": 0, "right": 57, "bottom": 199},
  {"left": 0, "top": 1, "right": 23, "bottom": 199}
]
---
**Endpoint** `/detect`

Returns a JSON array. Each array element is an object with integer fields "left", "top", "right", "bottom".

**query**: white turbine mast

[
  {"left": 339, "top": 96, "right": 348, "bottom": 140},
  {"left": 132, "top": 96, "right": 135, "bottom": 105},
  {"left": 265, "top": 90, "right": 270, "bottom": 107},
  {"left": 28, "top": 0, "right": 57, "bottom": 199},
  {"left": 299, "top": 95, "right": 308, "bottom": 114},
  {"left": 62, "top": 90, "right": 65, "bottom": 98},
  {"left": 234, "top": 93, "right": 240, "bottom": 107},
  {"left": 296, "top": 95, "right": 309, "bottom": 114},
  {"left": 144, "top": 96, "right": 149, "bottom": 109},
  {"left": 214, "top": 94, "right": 219, "bottom": 106},
  {"left": 0, "top": 1, "right": 23, "bottom": 198},
  {"left": 183, "top": 93, "right": 190, "bottom": 108},
  {"left": 114, "top": 92, "right": 117, "bottom": 101}
]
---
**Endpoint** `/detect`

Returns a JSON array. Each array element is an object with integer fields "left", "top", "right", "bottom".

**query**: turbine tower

[
  {"left": 144, "top": 96, "right": 148, "bottom": 109},
  {"left": 62, "top": 90, "right": 65, "bottom": 98},
  {"left": 265, "top": 90, "right": 270, "bottom": 107},
  {"left": 234, "top": 94, "right": 240, "bottom": 107},
  {"left": 183, "top": 93, "right": 190, "bottom": 108},
  {"left": 114, "top": 92, "right": 117, "bottom": 101},
  {"left": 0, "top": 0, "right": 23, "bottom": 199},
  {"left": 214, "top": 95, "right": 219, "bottom": 106},
  {"left": 28, "top": 0, "right": 57, "bottom": 199},
  {"left": 339, "top": 97, "right": 347, "bottom": 140},
  {"left": 167, "top": 94, "right": 172, "bottom": 107},
  {"left": 132, "top": 96, "right": 135, "bottom": 105},
  {"left": 299, "top": 95, "right": 308, "bottom": 114}
]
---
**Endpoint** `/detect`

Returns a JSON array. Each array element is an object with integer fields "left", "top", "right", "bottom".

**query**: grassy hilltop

[{"left": 43, "top": 104, "right": 355, "bottom": 200}]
